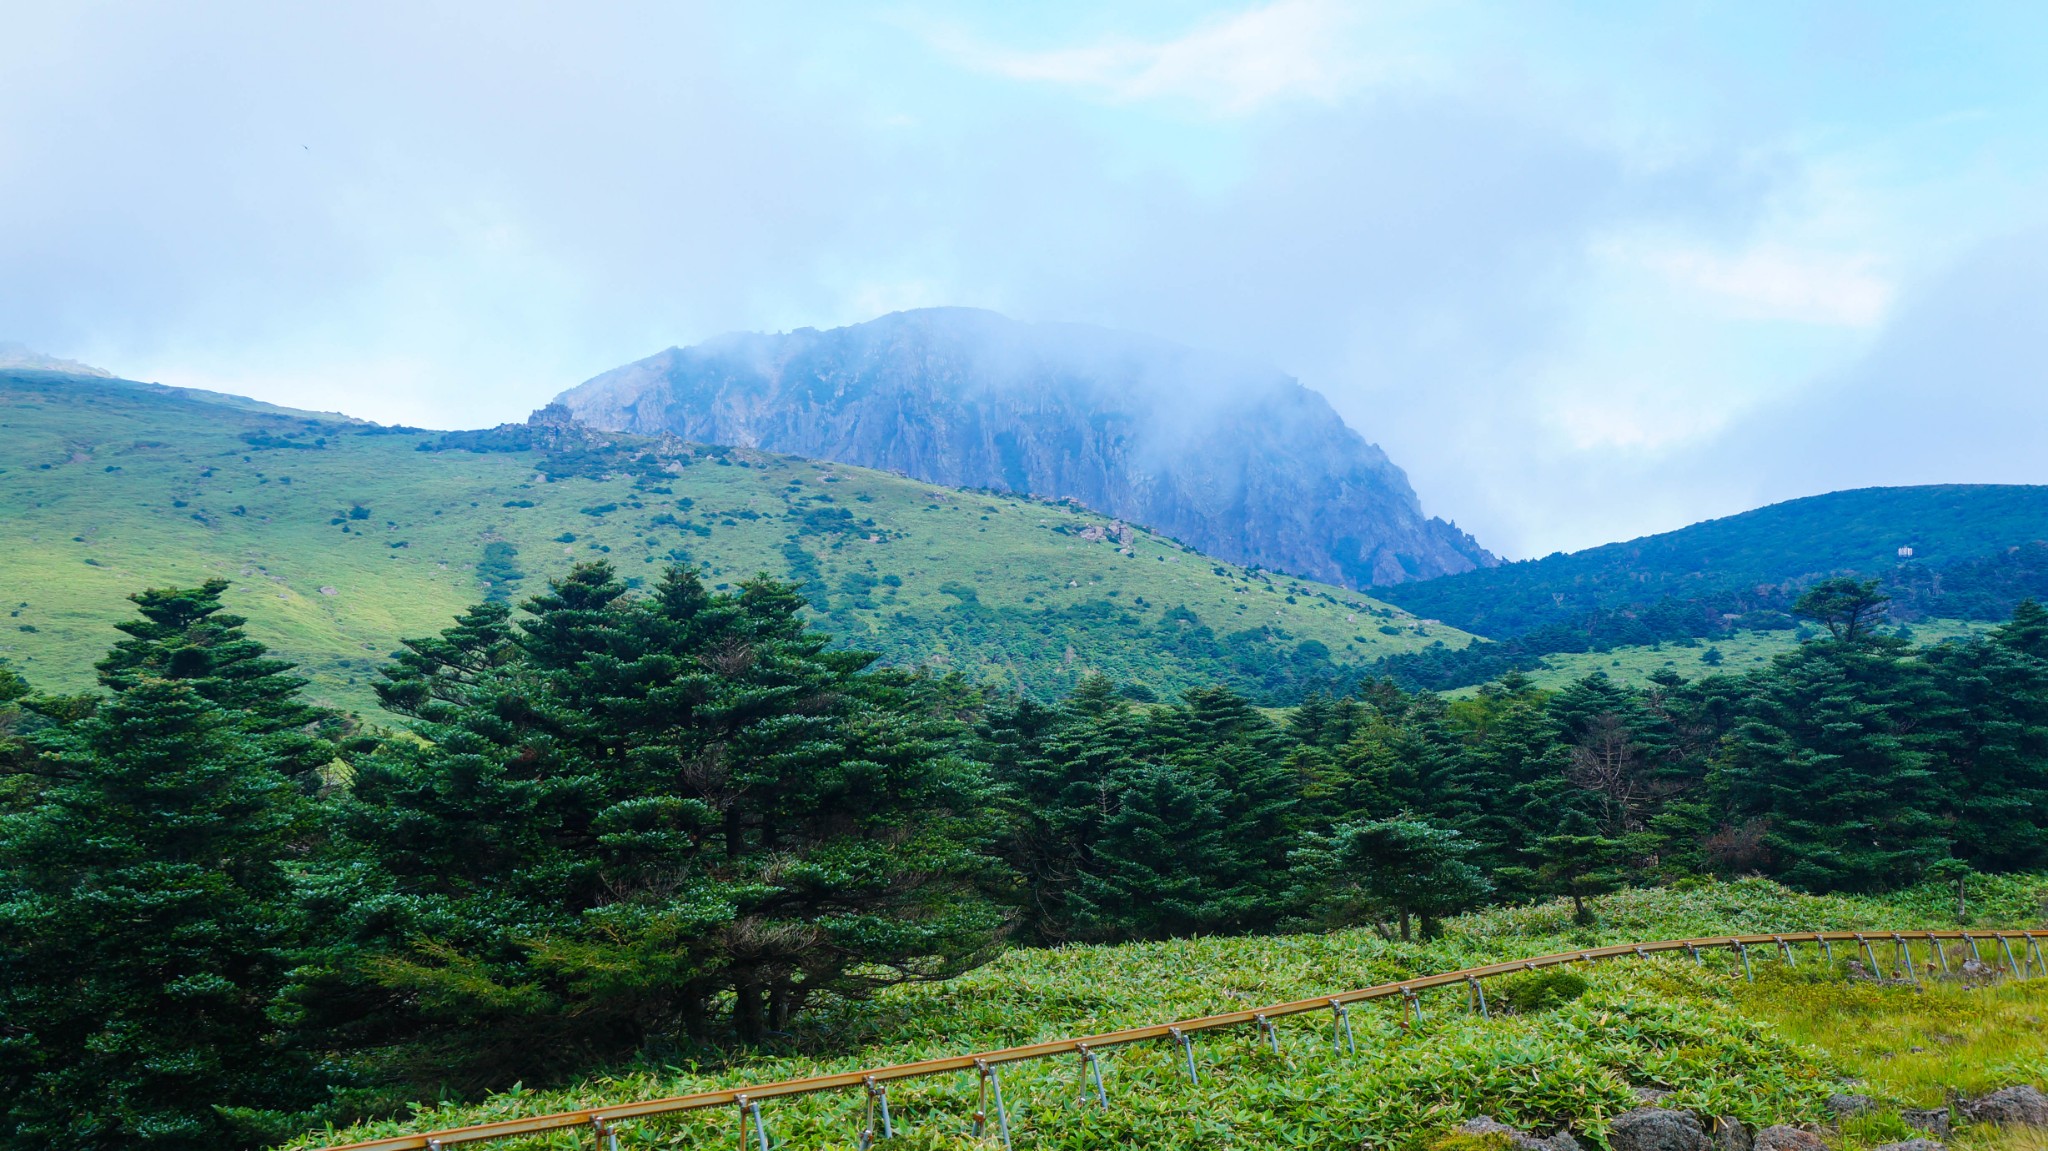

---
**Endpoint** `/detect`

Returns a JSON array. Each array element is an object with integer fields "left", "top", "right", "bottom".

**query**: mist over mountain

[
  {"left": 0, "top": 342, "right": 110, "bottom": 377},
  {"left": 555, "top": 308, "right": 1493, "bottom": 587}
]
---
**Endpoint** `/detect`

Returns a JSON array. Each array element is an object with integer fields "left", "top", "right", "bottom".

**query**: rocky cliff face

[{"left": 554, "top": 308, "right": 1493, "bottom": 587}]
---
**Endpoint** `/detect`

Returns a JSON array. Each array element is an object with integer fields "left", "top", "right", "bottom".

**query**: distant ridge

[
  {"left": 0, "top": 342, "right": 111, "bottom": 378},
  {"left": 554, "top": 308, "right": 1494, "bottom": 588},
  {"left": 1380, "top": 484, "right": 2048, "bottom": 639}
]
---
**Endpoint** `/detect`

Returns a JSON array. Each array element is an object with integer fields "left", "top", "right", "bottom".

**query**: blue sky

[{"left": 3, "top": 1, "right": 2044, "bottom": 557}]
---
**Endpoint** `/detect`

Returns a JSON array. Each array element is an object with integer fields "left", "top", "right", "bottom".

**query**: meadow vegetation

[{"left": 0, "top": 370, "right": 1458, "bottom": 710}]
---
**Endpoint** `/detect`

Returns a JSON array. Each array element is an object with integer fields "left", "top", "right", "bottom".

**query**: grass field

[
  {"left": 0, "top": 370, "right": 1470, "bottom": 712},
  {"left": 283, "top": 876, "right": 2048, "bottom": 1151},
  {"left": 1457, "top": 620, "right": 1994, "bottom": 695}
]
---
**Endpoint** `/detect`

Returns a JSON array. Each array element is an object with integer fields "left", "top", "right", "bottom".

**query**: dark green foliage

[
  {"left": 298, "top": 563, "right": 1006, "bottom": 1092},
  {"left": 0, "top": 620, "right": 321, "bottom": 1148},
  {"left": 91, "top": 580, "right": 337, "bottom": 782},
  {"left": 1290, "top": 819, "right": 1490, "bottom": 940},
  {"left": 1376, "top": 486, "right": 2048, "bottom": 691},
  {"left": 1528, "top": 814, "right": 1633, "bottom": 923},
  {"left": 474, "top": 541, "right": 524, "bottom": 602}
]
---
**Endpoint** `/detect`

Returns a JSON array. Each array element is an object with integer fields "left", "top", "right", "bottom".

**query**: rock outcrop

[
  {"left": 1751, "top": 1126, "right": 1826, "bottom": 1151},
  {"left": 1608, "top": 1108, "right": 1710, "bottom": 1151},
  {"left": 1962, "top": 1086, "right": 2048, "bottom": 1127},
  {"left": 554, "top": 308, "right": 1494, "bottom": 588},
  {"left": 1458, "top": 1115, "right": 1581, "bottom": 1151}
]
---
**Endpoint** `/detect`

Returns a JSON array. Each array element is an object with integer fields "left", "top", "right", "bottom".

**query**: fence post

[
  {"left": 591, "top": 1115, "right": 618, "bottom": 1151},
  {"left": 973, "top": 1060, "right": 1012, "bottom": 1151},
  {"left": 1168, "top": 1027, "right": 1199, "bottom": 1084},
  {"left": 1468, "top": 976, "right": 1490, "bottom": 1019},
  {"left": 1329, "top": 999, "right": 1356, "bottom": 1054},
  {"left": 1892, "top": 935, "right": 1918, "bottom": 985},
  {"left": 1735, "top": 941, "right": 1754, "bottom": 983}
]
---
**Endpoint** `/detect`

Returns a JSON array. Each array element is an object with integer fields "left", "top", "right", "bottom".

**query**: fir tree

[{"left": 0, "top": 679, "right": 317, "bottom": 1149}]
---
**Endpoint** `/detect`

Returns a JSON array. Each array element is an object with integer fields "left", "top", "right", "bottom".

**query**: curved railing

[{"left": 317, "top": 928, "right": 2048, "bottom": 1151}]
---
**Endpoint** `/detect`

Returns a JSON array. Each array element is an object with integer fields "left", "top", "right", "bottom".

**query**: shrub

[{"left": 1492, "top": 968, "right": 1590, "bottom": 1013}]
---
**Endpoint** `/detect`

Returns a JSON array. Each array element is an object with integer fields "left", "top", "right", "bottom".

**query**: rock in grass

[
  {"left": 1826, "top": 1094, "right": 1876, "bottom": 1118},
  {"left": 1752, "top": 1125, "right": 1826, "bottom": 1151},
  {"left": 1711, "top": 1116, "right": 1752, "bottom": 1151},
  {"left": 1635, "top": 1087, "right": 1676, "bottom": 1104},
  {"left": 1457, "top": 1115, "right": 1582, "bottom": 1151},
  {"left": 1900, "top": 1108, "right": 1951, "bottom": 1136},
  {"left": 1962, "top": 1086, "right": 2048, "bottom": 1127},
  {"left": 1608, "top": 1108, "right": 1710, "bottom": 1151},
  {"left": 1871, "top": 1140, "right": 1943, "bottom": 1151}
]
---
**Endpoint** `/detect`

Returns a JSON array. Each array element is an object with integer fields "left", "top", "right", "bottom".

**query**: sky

[{"left": 3, "top": 1, "right": 2044, "bottom": 559}]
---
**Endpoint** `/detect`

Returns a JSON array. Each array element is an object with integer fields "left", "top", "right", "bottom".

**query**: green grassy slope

[
  {"left": 282, "top": 876, "right": 2048, "bottom": 1151},
  {"left": 1381, "top": 485, "right": 2048, "bottom": 640},
  {"left": 1453, "top": 619, "right": 1992, "bottom": 695},
  {"left": 0, "top": 370, "right": 1465, "bottom": 711}
]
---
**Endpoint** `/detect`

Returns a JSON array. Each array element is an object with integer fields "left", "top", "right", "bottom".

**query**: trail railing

[{"left": 317, "top": 929, "right": 2048, "bottom": 1151}]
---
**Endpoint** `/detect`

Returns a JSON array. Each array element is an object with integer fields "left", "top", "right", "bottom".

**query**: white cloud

[
  {"left": 931, "top": 0, "right": 1380, "bottom": 116},
  {"left": 1611, "top": 239, "right": 1895, "bottom": 328}
]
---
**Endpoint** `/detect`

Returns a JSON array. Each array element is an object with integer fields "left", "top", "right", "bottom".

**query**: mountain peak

[
  {"left": 554, "top": 309, "right": 1494, "bottom": 587},
  {"left": 0, "top": 342, "right": 112, "bottom": 378}
]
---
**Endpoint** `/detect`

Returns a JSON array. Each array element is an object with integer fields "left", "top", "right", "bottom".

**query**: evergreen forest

[{"left": 5, "top": 565, "right": 2048, "bottom": 1148}]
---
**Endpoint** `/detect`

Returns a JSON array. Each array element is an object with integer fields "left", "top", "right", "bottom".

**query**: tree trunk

[
  {"left": 1399, "top": 909, "right": 1412, "bottom": 942},
  {"left": 724, "top": 807, "right": 745, "bottom": 859},
  {"left": 733, "top": 980, "right": 765, "bottom": 1044},
  {"left": 1571, "top": 891, "right": 1588, "bottom": 924}
]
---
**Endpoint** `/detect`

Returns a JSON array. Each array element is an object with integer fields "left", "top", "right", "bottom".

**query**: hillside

[
  {"left": 1382, "top": 485, "right": 2048, "bottom": 639},
  {"left": 0, "top": 369, "right": 1467, "bottom": 712},
  {"left": 555, "top": 307, "right": 1495, "bottom": 589},
  {"left": 285, "top": 876, "right": 2048, "bottom": 1151}
]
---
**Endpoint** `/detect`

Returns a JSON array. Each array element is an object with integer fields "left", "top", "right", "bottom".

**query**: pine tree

[
  {"left": 306, "top": 564, "right": 1006, "bottom": 1090},
  {"left": 1066, "top": 761, "right": 1257, "bottom": 940},
  {"left": 92, "top": 580, "right": 336, "bottom": 782},
  {"left": 1291, "top": 818, "right": 1490, "bottom": 940},
  {"left": 1528, "top": 812, "right": 1632, "bottom": 924},
  {"left": 1716, "top": 639, "right": 1949, "bottom": 890},
  {"left": 0, "top": 679, "right": 317, "bottom": 1149}
]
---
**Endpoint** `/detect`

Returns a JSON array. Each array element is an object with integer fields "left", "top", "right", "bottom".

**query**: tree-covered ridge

[
  {"left": 0, "top": 369, "right": 1457, "bottom": 710},
  {"left": 1379, "top": 485, "right": 2048, "bottom": 636},
  {"left": 6, "top": 563, "right": 2048, "bottom": 1147}
]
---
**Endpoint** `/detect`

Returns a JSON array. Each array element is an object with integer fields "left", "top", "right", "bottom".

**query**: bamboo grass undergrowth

[{"left": 282, "top": 876, "right": 2048, "bottom": 1151}]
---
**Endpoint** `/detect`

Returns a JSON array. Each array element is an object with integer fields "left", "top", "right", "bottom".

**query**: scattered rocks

[
  {"left": 1608, "top": 1107, "right": 1710, "bottom": 1151},
  {"left": 1871, "top": 1140, "right": 1943, "bottom": 1151},
  {"left": 1961, "top": 1086, "right": 2048, "bottom": 1127},
  {"left": 319, "top": 585, "right": 338, "bottom": 596},
  {"left": 1635, "top": 1087, "right": 1676, "bottom": 1104},
  {"left": 1711, "top": 1116, "right": 1752, "bottom": 1151},
  {"left": 1827, "top": 1094, "right": 1876, "bottom": 1119},
  {"left": 1752, "top": 1126, "right": 1826, "bottom": 1151},
  {"left": 1900, "top": 1108, "right": 1950, "bottom": 1137},
  {"left": 1457, "top": 1116, "right": 1580, "bottom": 1151}
]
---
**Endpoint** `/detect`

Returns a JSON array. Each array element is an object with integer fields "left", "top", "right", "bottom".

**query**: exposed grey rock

[
  {"left": 1752, "top": 1126, "right": 1826, "bottom": 1151},
  {"left": 554, "top": 308, "right": 1496, "bottom": 589},
  {"left": 1711, "top": 1115, "right": 1752, "bottom": 1151},
  {"left": 1635, "top": 1087, "right": 1675, "bottom": 1104},
  {"left": 1871, "top": 1140, "right": 1942, "bottom": 1151},
  {"left": 1826, "top": 1094, "right": 1876, "bottom": 1118},
  {"left": 1608, "top": 1107, "right": 1710, "bottom": 1151},
  {"left": 1900, "top": 1108, "right": 1950, "bottom": 1137},
  {"left": 1457, "top": 1116, "right": 1581, "bottom": 1151},
  {"left": 1961, "top": 1086, "right": 2048, "bottom": 1127}
]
